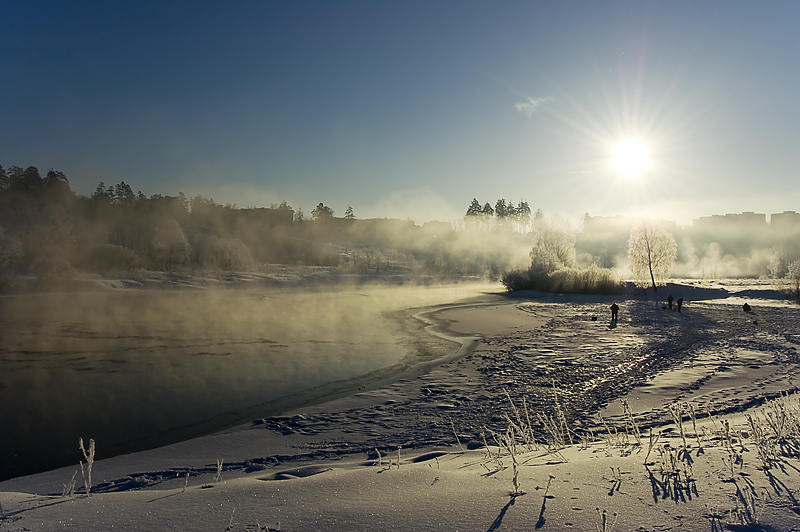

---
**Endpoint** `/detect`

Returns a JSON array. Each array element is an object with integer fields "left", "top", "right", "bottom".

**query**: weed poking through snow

[
  {"left": 214, "top": 459, "right": 224, "bottom": 484},
  {"left": 488, "top": 427, "right": 525, "bottom": 496},
  {"left": 595, "top": 507, "right": 618, "bottom": 532},
  {"left": 619, "top": 398, "right": 641, "bottom": 444},
  {"left": 644, "top": 427, "right": 661, "bottom": 465},
  {"left": 451, "top": 420, "right": 464, "bottom": 452},
  {"left": 225, "top": 507, "right": 236, "bottom": 531},
  {"left": 62, "top": 470, "right": 78, "bottom": 498},
  {"left": 79, "top": 437, "right": 95, "bottom": 497}
]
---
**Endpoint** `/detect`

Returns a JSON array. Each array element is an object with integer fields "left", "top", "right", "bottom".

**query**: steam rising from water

[{"left": 0, "top": 283, "right": 491, "bottom": 480}]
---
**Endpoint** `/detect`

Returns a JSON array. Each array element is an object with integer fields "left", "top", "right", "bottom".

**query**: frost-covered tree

[
  {"left": 150, "top": 218, "right": 190, "bottom": 270},
  {"left": 344, "top": 205, "right": 355, "bottom": 220},
  {"left": 628, "top": 219, "right": 677, "bottom": 292},
  {"left": 529, "top": 215, "right": 577, "bottom": 274},
  {"left": 311, "top": 203, "right": 334, "bottom": 220},
  {"left": 787, "top": 259, "right": 800, "bottom": 298}
]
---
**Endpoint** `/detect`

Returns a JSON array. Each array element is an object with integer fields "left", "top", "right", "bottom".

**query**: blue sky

[{"left": 2, "top": 1, "right": 798, "bottom": 225}]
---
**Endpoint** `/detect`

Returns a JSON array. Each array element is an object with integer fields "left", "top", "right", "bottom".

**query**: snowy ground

[{"left": 2, "top": 278, "right": 800, "bottom": 531}]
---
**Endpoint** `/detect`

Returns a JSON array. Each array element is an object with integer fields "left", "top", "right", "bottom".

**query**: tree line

[
  {"left": 8, "top": 164, "right": 792, "bottom": 296},
  {"left": 0, "top": 165, "right": 534, "bottom": 286},
  {"left": 464, "top": 198, "right": 536, "bottom": 233}
]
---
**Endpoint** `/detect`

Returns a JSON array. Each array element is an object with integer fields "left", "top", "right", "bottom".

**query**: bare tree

[{"left": 628, "top": 219, "right": 677, "bottom": 292}]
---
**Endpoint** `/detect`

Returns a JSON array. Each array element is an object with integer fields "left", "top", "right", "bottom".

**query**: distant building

[
  {"left": 692, "top": 211, "right": 767, "bottom": 230},
  {"left": 770, "top": 210, "right": 800, "bottom": 231}
]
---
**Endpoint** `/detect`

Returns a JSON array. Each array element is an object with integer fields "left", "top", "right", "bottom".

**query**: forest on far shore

[
  {"left": 1, "top": 165, "right": 799, "bottom": 292},
  {"left": 0, "top": 165, "right": 535, "bottom": 287}
]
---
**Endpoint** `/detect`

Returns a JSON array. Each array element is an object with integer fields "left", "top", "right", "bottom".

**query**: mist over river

[{"left": 0, "top": 283, "right": 492, "bottom": 481}]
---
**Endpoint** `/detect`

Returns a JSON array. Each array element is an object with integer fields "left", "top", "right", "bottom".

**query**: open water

[{"left": 0, "top": 284, "right": 486, "bottom": 481}]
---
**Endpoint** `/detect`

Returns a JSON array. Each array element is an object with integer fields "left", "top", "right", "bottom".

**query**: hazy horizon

[{"left": 2, "top": 1, "right": 798, "bottom": 226}]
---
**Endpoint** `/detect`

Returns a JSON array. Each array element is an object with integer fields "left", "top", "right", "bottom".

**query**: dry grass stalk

[
  {"left": 225, "top": 507, "right": 236, "bottom": 531},
  {"left": 79, "top": 437, "right": 95, "bottom": 497},
  {"left": 503, "top": 390, "right": 537, "bottom": 450},
  {"left": 451, "top": 420, "right": 464, "bottom": 452},
  {"left": 595, "top": 507, "right": 618, "bottom": 532},
  {"left": 644, "top": 427, "right": 661, "bottom": 465},
  {"left": 620, "top": 399, "right": 641, "bottom": 444},
  {"left": 62, "top": 470, "right": 78, "bottom": 498},
  {"left": 732, "top": 485, "right": 765, "bottom": 526},
  {"left": 551, "top": 381, "right": 574, "bottom": 446},
  {"left": 214, "top": 458, "right": 224, "bottom": 484},
  {"left": 668, "top": 404, "right": 689, "bottom": 457},
  {"left": 495, "top": 428, "right": 523, "bottom": 496},
  {"left": 481, "top": 432, "right": 503, "bottom": 470}
]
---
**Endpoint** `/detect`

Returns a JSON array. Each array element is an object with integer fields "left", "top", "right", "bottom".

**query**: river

[{"left": 0, "top": 283, "right": 494, "bottom": 481}]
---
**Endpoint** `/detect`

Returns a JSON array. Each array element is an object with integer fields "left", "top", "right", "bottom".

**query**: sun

[{"left": 613, "top": 139, "right": 649, "bottom": 177}]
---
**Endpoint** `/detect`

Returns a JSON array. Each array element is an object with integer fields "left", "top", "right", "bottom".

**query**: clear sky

[{"left": 2, "top": 1, "right": 798, "bottom": 226}]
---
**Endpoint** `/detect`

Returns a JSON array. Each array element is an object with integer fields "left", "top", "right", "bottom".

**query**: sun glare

[{"left": 613, "top": 139, "right": 649, "bottom": 177}]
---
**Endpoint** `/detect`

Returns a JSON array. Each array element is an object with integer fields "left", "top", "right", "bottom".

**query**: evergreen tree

[
  {"left": 0, "top": 165, "right": 8, "bottom": 191},
  {"left": 465, "top": 198, "right": 481, "bottom": 217},
  {"left": 494, "top": 199, "right": 507, "bottom": 219},
  {"left": 517, "top": 201, "right": 531, "bottom": 233},
  {"left": 311, "top": 203, "right": 333, "bottom": 220},
  {"left": 113, "top": 182, "right": 135, "bottom": 206}
]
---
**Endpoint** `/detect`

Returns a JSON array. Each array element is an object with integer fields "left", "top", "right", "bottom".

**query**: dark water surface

[{"left": 0, "top": 284, "right": 489, "bottom": 481}]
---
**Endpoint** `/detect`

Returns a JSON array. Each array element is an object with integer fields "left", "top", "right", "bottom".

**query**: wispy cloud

[{"left": 515, "top": 96, "right": 552, "bottom": 117}]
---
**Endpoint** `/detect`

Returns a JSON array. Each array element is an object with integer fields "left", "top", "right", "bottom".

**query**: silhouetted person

[
  {"left": 743, "top": 302, "right": 751, "bottom": 312},
  {"left": 610, "top": 302, "right": 619, "bottom": 322},
  {"left": 677, "top": 297, "right": 683, "bottom": 313},
  {"left": 667, "top": 294, "right": 674, "bottom": 310}
]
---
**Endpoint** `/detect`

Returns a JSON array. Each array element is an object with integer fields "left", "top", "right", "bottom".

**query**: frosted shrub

[
  {"left": 500, "top": 269, "right": 533, "bottom": 291},
  {"left": 501, "top": 264, "right": 624, "bottom": 294},
  {"left": 546, "top": 265, "right": 625, "bottom": 295}
]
